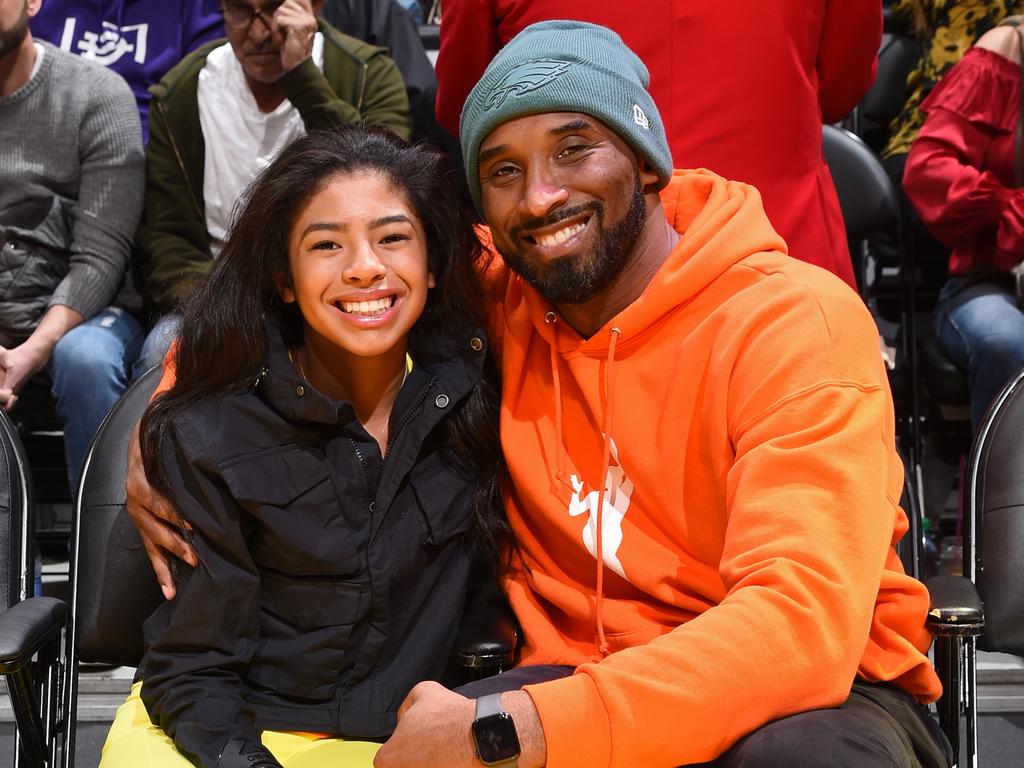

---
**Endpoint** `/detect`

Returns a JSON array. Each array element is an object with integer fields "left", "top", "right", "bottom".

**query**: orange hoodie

[{"left": 483, "top": 169, "right": 941, "bottom": 767}]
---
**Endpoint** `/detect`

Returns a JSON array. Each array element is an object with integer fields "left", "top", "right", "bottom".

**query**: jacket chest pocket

[
  {"left": 221, "top": 447, "right": 363, "bottom": 576},
  {"left": 249, "top": 572, "right": 366, "bottom": 702}
]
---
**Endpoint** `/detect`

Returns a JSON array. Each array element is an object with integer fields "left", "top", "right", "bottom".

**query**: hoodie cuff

[{"left": 525, "top": 671, "right": 611, "bottom": 768}]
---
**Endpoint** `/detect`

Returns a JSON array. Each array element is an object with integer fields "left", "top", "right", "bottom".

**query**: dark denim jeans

[{"left": 458, "top": 668, "right": 951, "bottom": 768}]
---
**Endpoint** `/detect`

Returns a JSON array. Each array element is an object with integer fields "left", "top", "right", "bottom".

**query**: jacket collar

[{"left": 254, "top": 316, "right": 488, "bottom": 430}]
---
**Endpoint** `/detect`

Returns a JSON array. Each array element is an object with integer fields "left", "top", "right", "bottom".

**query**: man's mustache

[
  {"left": 510, "top": 202, "right": 603, "bottom": 240},
  {"left": 243, "top": 45, "right": 281, "bottom": 55}
]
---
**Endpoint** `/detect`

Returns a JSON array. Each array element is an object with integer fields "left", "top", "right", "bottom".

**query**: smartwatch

[{"left": 471, "top": 693, "right": 521, "bottom": 767}]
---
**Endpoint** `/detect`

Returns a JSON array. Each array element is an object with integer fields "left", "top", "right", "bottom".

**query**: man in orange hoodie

[
  {"left": 126, "top": 20, "right": 951, "bottom": 768},
  {"left": 373, "top": 20, "right": 951, "bottom": 768}
]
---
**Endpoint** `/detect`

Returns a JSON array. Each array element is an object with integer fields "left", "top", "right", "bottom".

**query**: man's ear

[
  {"left": 27, "top": 0, "right": 44, "bottom": 19},
  {"left": 312, "top": 0, "right": 326, "bottom": 17},
  {"left": 640, "top": 160, "right": 662, "bottom": 192}
]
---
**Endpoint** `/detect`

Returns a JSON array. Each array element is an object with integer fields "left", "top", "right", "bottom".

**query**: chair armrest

[
  {"left": 925, "top": 574, "right": 985, "bottom": 637},
  {"left": 0, "top": 597, "right": 66, "bottom": 674},
  {"left": 457, "top": 592, "right": 519, "bottom": 671}
]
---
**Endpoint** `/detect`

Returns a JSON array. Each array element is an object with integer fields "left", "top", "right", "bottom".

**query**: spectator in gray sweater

[{"left": 0, "top": 0, "right": 145, "bottom": 491}]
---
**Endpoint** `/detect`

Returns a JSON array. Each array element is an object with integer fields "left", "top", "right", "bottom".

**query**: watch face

[{"left": 472, "top": 712, "right": 521, "bottom": 763}]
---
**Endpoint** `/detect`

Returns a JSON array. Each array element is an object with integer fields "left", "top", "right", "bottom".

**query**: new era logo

[{"left": 633, "top": 104, "right": 650, "bottom": 130}]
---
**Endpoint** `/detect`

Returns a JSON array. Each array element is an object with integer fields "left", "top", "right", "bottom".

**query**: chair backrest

[
  {"left": 966, "top": 366, "right": 1024, "bottom": 656},
  {"left": 822, "top": 124, "right": 900, "bottom": 247},
  {"left": 69, "top": 367, "right": 163, "bottom": 666},
  {"left": 861, "top": 34, "right": 921, "bottom": 128},
  {"left": 0, "top": 409, "right": 33, "bottom": 609}
]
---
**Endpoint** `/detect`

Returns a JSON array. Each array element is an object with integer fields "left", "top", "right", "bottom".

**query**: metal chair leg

[
  {"left": 934, "top": 634, "right": 961, "bottom": 766},
  {"left": 964, "top": 635, "right": 978, "bottom": 768},
  {"left": 7, "top": 667, "right": 47, "bottom": 768}
]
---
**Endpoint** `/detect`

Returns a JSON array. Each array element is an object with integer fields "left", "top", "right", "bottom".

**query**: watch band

[
  {"left": 474, "top": 693, "right": 520, "bottom": 767},
  {"left": 475, "top": 692, "right": 506, "bottom": 719}
]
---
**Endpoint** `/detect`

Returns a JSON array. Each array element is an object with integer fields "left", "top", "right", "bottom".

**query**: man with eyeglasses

[{"left": 135, "top": 0, "right": 410, "bottom": 376}]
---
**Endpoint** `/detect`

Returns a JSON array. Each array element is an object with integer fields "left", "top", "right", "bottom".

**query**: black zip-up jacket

[{"left": 138, "top": 321, "right": 489, "bottom": 768}]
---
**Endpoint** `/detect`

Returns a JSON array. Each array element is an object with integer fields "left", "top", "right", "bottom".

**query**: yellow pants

[{"left": 100, "top": 682, "right": 381, "bottom": 767}]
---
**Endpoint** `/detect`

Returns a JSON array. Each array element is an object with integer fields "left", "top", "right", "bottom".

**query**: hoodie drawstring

[
  {"left": 545, "top": 312, "right": 621, "bottom": 657},
  {"left": 545, "top": 312, "right": 569, "bottom": 487},
  {"left": 594, "top": 328, "right": 620, "bottom": 657}
]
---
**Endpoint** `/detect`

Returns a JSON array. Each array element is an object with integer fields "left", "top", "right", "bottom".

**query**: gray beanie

[{"left": 460, "top": 20, "right": 673, "bottom": 213}]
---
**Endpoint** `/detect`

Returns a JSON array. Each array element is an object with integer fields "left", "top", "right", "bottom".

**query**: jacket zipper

[
  {"left": 348, "top": 439, "right": 374, "bottom": 512},
  {"left": 347, "top": 376, "right": 437, "bottom": 511},
  {"left": 384, "top": 376, "right": 436, "bottom": 459},
  {"left": 152, "top": 100, "right": 204, "bottom": 221},
  {"left": 355, "top": 61, "right": 368, "bottom": 113}
]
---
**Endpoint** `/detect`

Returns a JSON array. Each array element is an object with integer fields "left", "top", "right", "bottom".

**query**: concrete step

[{"left": 0, "top": 666, "right": 135, "bottom": 723}]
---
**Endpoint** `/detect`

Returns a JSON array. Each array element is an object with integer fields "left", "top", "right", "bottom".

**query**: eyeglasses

[{"left": 221, "top": 2, "right": 284, "bottom": 29}]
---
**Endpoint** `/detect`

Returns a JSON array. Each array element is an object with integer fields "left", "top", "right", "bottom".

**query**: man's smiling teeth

[
  {"left": 339, "top": 297, "right": 393, "bottom": 314},
  {"left": 535, "top": 221, "right": 586, "bottom": 247}
]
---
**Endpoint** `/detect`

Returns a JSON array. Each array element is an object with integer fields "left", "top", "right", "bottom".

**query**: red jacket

[{"left": 436, "top": 0, "right": 882, "bottom": 287}]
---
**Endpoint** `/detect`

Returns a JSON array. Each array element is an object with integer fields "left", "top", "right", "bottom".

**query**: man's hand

[
  {"left": 374, "top": 682, "right": 546, "bottom": 768},
  {"left": 0, "top": 341, "right": 51, "bottom": 411},
  {"left": 0, "top": 305, "right": 87, "bottom": 410},
  {"left": 273, "top": 0, "right": 317, "bottom": 73},
  {"left": 126, "top": 421, "right": 197, "bottom": 600}
]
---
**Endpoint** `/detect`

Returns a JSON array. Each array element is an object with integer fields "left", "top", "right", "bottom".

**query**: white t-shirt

[
  {"left": 197, "top": 34, "right": 325, "bottom": 256},
  {"left": 31, "top": 42, "right": 45, "bottom": 79}
]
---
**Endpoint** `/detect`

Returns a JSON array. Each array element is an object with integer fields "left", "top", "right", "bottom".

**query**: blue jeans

[
  {"left": 934, "top": 276, "right": 1024, "bottom": 428},
  {"left": 133, "top": 313, "right": 181, "bottom": 381},
  {"left": 49, "top": 306, "right": 143, "bottom": 491}
]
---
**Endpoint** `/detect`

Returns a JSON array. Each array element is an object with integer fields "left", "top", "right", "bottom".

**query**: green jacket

[{"left": 138, "top": 22, "right": 411, "bottom": 312}]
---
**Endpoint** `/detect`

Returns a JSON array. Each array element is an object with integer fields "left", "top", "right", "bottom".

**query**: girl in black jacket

[{"left": 99, "top": 129, "right": 509, "bottom": 768}]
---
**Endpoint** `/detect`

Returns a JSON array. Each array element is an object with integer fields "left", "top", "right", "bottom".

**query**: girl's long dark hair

[{"left": 140, "top": 128, "right": 511, "bottom": 563}]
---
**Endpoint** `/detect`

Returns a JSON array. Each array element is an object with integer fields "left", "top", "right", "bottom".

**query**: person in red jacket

[
  {"left": 433, "top": 0, "right": 882, "bottom": 287},
  {"left": 903, "top": 18, "right": 1024, "bottom": 428}
]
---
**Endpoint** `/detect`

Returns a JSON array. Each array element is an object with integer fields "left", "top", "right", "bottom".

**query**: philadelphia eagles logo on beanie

[{"left": 484, "top": 58, "right": 572, "bottom": 111}]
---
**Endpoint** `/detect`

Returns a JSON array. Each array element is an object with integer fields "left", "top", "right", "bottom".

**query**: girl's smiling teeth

[
  {"left": 529, "top": 218, "right": 589, "bottom": 247},
  {"left": 337, "top": 296, "right": 396, "bottom": 315}
]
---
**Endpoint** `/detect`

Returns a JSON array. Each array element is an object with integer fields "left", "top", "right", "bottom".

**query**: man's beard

[
  {"left": 0, "top": 3, "right": 29, "bottom": 61},
  {"left": 496, "top": 174, "right": 647, "bottom": 305}
]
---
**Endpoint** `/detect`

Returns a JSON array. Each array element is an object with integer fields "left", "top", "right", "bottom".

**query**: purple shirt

[{"left": 30, "top": 0, "right": 224, "bottom": 141}]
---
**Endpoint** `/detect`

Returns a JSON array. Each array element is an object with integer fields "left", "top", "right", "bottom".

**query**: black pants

[{"left": 456, "top": 667, "right": 953, "bottom": 768}]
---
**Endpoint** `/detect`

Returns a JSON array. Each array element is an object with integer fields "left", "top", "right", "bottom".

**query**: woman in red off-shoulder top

[{"left": 903, "top": 18, "right": 1024, "bottom": 427}]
